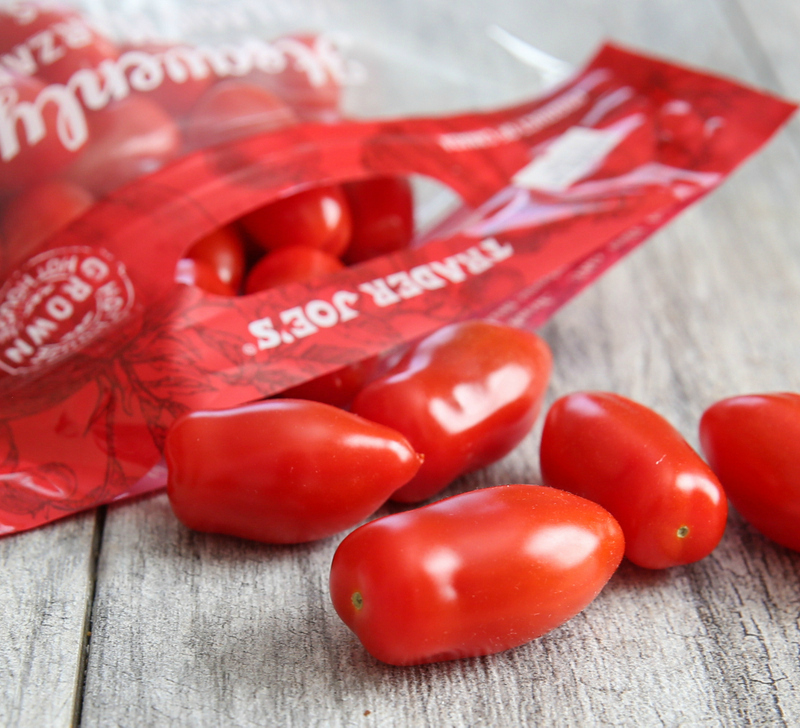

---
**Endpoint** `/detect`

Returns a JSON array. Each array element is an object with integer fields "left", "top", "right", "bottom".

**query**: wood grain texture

[
  {"left": 0, "top": 512, "right": 97, "bottom": 728},
  {"left": 3, "top": 0, "right": 800, "bottom": 726}
]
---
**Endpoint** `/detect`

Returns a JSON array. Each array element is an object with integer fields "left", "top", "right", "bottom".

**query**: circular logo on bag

[{"left": 0, "top": 246, "right": 135, "bottom": 377}]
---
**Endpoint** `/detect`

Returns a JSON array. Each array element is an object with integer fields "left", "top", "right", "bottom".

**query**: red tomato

[
  {"left": 244, "top": 245, "right": 344, "bottom": 294},
  {"left": 0, "top": 4, "right": 64, "bottom": 52},
  {"left": 165, "top": 399, "right": 423, "bottom": 544},
  {"left": 184, "top": 225, "right": 246, "bottom": 291},
  {"left": 174, "top": 257, "right": 236, "bottom": 296},
  {"left": 184, "top": 80, "right": 297, "bottom": 150},
  {"left": 699, "top": 392, "right": 800, "bottom": 552},
  {"left": 239, "top": 184, "right": 352, "bottom": 257},
  {"left": 65, "top": 95, "right": 182, "bottom": 196},
  {"left": 0, "top": 75, "right": 77, "bottom": 191},
  {"left": 119, "top": 43, "right": 213, "bottom": 119},
  {"left": 352, "top": 320, "right": 552, "bottom": 503},
  {"left": 278, "top": 356, "right": 380, "bottom": 409},
  {"left": 0, "top": 4, "right": 118, "bottom": 84},
  {"left": 1, "top": 179, "right": 93, "bottom": 276},
  {"left": 330, "top": 483, "right": 624, "bottom": 665},
  {"left": 540, "top": 392, "right": 727, "bottom": 569},
  {"left": 342, "top": 176, "right": 414, "bottom": 264}
]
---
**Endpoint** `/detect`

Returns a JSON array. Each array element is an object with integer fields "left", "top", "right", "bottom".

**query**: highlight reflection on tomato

[
  {"left": 540, "top": 392, "right": 727, "bottom": 569},
  {"left": 239, "top": 184, "right": 352, "bottom": 257},
  {"left": 352, "top": 320, "right": 552, "bottom": 503},
  {"left": 166, "top": 399, "right": 422, "bottom": 544},
  {"left": 329, "top": 484, "right": 624, "bottom": 666},
  {"left": 184, "top": 225, "right": 246, "bottom": 291},
  {"left": 175, "top": 258, "right": 236, "bottom": 296},
  {"left": 700, "top": 392, "right": 800, "bottom": 552}
]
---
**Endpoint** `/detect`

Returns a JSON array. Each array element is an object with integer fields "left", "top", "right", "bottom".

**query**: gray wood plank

[{"left": 0, "top": 512, "right": 98, "bottom": 728}]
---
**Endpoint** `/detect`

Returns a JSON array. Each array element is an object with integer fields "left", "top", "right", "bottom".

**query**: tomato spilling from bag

[
  {"left": 700, "top": 392, "right": 800, "bottom": 552},
  {"left": 240, "top": 183, "right": 352, "bottom": 257},
  {"left": 165, "top": 399, "right": 422, "bottom": 543},
  {"left": 342, "top": 176, "right": 414, "bottom": 264},
  {"left": 352, "top": 320, "right": 552, "bottom": 503},
  {"left": 540, "top": 392, "right": 727, "bottom": 569},
  {"left": 329, "top": 484, "right": 624, "bottom": 666}
]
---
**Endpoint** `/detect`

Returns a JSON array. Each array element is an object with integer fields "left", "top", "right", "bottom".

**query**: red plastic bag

[{"left": 0, "top": 31, "right": 794, "bottom": 534}]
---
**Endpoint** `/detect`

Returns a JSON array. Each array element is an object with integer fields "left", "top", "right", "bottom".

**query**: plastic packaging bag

[{"left": 0, "top": 2, "right": 794, "bottom": 535}]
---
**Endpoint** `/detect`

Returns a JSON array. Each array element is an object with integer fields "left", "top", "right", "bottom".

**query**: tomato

[
  {"left": 184, "top": 80, "right": 297, "bottom": 150},
  {"left": 166, "top": 399, "right": 422, "bottom": 544},
  {"left": 277, "top": 356, "right": 380, "bottom": 409},
  {"left": 65, "top": 96, "right": 182, "bottom": 196},
  {"left": 174, "top": 257, "right": 236, "bottom": 296},
  {"left": 239, "top": 184, "right": 352, "bottom": 257},
  {"left": 351, "top": 320, "right": 552, "bottom": 503},
  {"left": 0, "top": 75, "right": 78, "bottom": 191},
  {"left": 329, "top": 483, "right": 624, "bottom": 665},
  {"left": 342, "top": 176, "right": 414, "bottom": 264},
  {"left": 699, "top": 392, "right": 800, "bottom": 552},
  {"left": 0, "top": 4, "right": 118, "bottom": 84},
  {"left": 540, "top": 392, "right": 727, "bottom": 569},
  {"left": 119, "top": 43, "right": 214, "bottom": 118},
  {"left": 244, "top": 245, "right": 344, "bottom": 294},
  {"left": 184, "top": 225, "right": 246, "bottom": 292},
  {"left": 1, "top": 179, "right": 93, "bottom": 277}
]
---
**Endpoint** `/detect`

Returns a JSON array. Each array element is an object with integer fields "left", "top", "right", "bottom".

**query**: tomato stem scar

[
  {"left": 352, "top": 591, "right": 364, "bottom": 610},
  {"left": 676, "top": 525, "right": 690, "bottom": 539}
]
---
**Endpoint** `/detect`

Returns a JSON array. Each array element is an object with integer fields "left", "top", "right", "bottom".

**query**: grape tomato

[
  {"left": 700, "top": 392, "right": 800, "bottom": 552},
  {"left": 244, "top": 245, "right": 345, "bottom": 294},
  {"left": 239, "top": 184, "right": 352, "bottom": 257},
  {"left": 352, "top": 319, "right": 553, "bottom": 503},
  {"left": 329, "top": 484, "right": 624, "bottom": 666},
  {"left": 184, "top": 225, "right": 246, "bottom": 291},
  {"left": 540, "top": 392, "right": 727, "bottom": 569},
  {"left": 342, "top": 176, "right": 414, "bottom": 264},
  {"left": 166, "top": 399, "right": 422, "bottom": 544}
]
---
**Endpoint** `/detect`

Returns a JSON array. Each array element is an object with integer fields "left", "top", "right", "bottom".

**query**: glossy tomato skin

[
  {"left": 342, "top": 176, "right": 414, "bottom": 264},
  {"left": 174, "top": 257, "right": 236, "bottom": 296},
  {"left": 185, "top": 225, "right": 246, "bottom": 291},
  {"left": 540, "top": 392, "right": 727, "bottom": 569},
  {"left": 244, "top": 245, "right": 344, "bottom": 294},
  {"left": 699, "top": 393, "right": 800, "bottom": 552},
  {"left": 278, "top": 356, "right": 380, "bottom": 409},
  {"left": 351, "top": 320, "right": 552, "bottom": 503},
  {"left": 166, "top": 399, "right": 422, "bottom": 544},
  {"left": 239, "top": 184, "right": 352, "bottom": 257},
  {"left": 330, "top": 484, "right": 624, "bottom": 666}
]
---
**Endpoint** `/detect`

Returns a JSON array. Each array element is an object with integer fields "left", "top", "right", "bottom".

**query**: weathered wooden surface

[{"left": 3, "top": 0, "right": 800, "bottom": 726}]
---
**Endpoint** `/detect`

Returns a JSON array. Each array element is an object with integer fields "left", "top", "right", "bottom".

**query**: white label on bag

[{"left": 512, "top": 120, "right": 637, "bottom": 192}]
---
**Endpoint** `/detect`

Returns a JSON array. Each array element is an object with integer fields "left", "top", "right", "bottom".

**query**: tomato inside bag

[{"left": 0, "top": 30, "right": 794, "bottom": 534}]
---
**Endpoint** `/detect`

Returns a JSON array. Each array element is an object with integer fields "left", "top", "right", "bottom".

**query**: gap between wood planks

[{"left": 71, "top": 507, "right": 106, "bottom": 728}]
